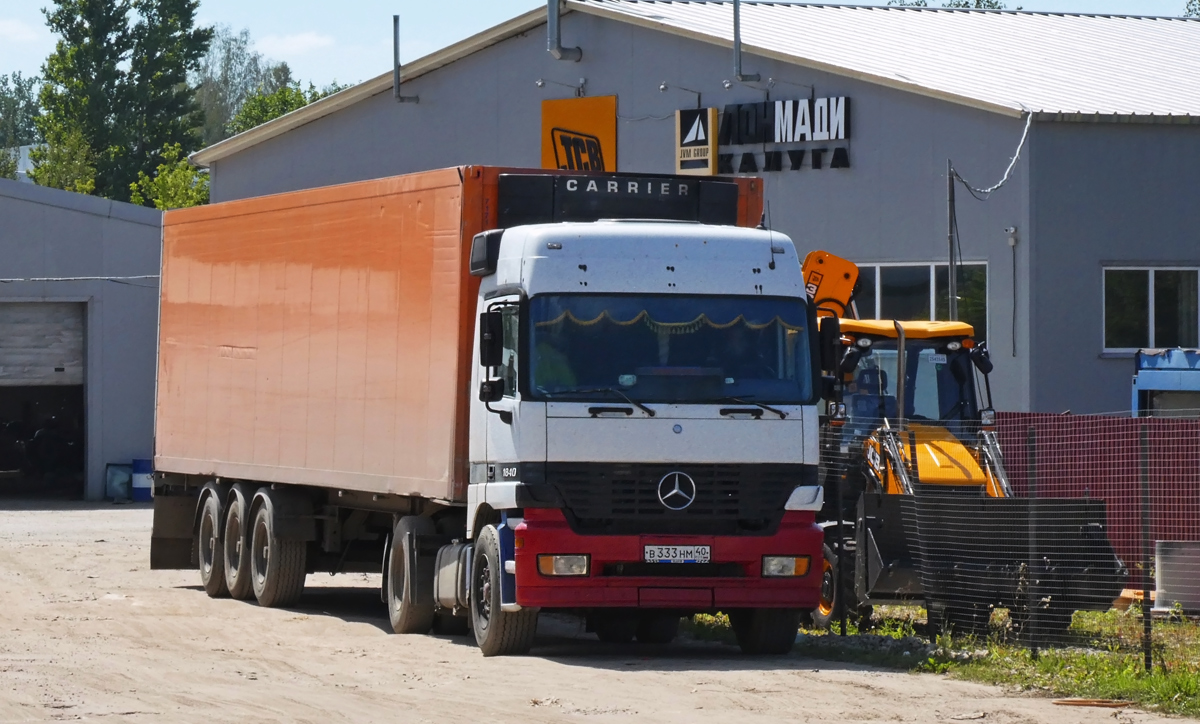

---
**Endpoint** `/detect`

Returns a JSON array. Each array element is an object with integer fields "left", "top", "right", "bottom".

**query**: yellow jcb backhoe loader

[{"left": 804, "top": 250, "right": 1126, "bottom": 637}]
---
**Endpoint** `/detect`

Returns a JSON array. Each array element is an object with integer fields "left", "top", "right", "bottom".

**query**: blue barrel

[{"left": 132, "top": 458, "right": 153, "bottom": 502}]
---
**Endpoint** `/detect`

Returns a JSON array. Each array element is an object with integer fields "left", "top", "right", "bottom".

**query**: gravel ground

[{"left": 0, "top": 501, "right": 1180, "bottom": 723}]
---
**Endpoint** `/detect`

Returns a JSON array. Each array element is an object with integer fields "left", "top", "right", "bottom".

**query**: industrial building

[
  {"left": 191, "top": 0, "right": 1200, "bottom": 414},
  {"left": 0, "top": 178, "right": 161, "bottom": 500}
]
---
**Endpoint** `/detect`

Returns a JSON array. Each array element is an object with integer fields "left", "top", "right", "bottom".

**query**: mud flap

[{"left": 150, "top": 493, "right": 198, "bottom": 570}]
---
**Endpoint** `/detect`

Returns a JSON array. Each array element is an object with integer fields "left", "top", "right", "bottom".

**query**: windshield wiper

[
  {"left": 539, "top": 387, "right": 656, "bottom": 417},
  {"left": 714, "top": 396, "right": 788, "bottom": 420}
]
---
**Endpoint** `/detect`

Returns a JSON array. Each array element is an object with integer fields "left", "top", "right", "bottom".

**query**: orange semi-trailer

[{"left": 151, "top": 166, "right": 826, "bottom": 655}]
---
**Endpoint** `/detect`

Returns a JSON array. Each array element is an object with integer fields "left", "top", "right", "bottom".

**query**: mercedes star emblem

[{"left": 657, "top": 471, "right": 697, "bottom": 511}]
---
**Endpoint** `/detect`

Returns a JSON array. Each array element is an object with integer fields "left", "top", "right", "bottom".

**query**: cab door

[{"left": 484, "top": 300, "right": 522, "bottom": 470}]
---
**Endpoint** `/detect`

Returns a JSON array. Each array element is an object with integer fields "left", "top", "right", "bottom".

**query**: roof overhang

[{"left": 190, "top": 6, "right": 548, "bottom": 167}]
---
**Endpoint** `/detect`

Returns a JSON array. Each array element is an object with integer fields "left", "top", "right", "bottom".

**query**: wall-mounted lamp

[
  {"left": 659, "top": 81, "right": 701, "bottom": 108},
  {"left": 536, "top": 77, "right": 587, "bottom": 97}
]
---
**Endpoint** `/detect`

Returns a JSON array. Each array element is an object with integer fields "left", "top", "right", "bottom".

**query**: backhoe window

[{"left": 845, "top": 340, "right": 979, "bottom": 438}]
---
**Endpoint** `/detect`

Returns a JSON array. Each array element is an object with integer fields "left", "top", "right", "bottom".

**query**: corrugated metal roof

[
  {"left": 576, "top": 1, "right": 1200, "bottom": 118},
  {"left": 192, "top": 1, "right": 1200, "bottom": 167}
]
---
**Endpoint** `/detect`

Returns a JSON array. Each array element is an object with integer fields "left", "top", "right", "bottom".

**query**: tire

[
  {"left": 730, "top": 608, "right": 801, "bottom": 655},
  {"left": 591, "top": 613, "right": 638, "bottom": 643},
  {"left": 250, "top": 493, "right": 307, "bottom": 608},
  {"left": 810, "top": 543, "right": 868, "bottom": 630},
  {"left": 470, "top": 525, "right": 538, "bottom": 656},
  {"left": 386, "top": 516, "right": 436, "bottom": 634},
  {"left": 636, "top": 614, "right": 680, "bottom": 644},
  {"left": 198, "top": 493, "right": 228, "bottom": 598},
  {"left": 222, "top": 484, "right": 254, "bottom": 600}
]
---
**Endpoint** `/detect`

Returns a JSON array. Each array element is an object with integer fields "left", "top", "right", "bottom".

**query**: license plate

[{"left": 643, "top": 545, "right": 711, "bottom": 564}]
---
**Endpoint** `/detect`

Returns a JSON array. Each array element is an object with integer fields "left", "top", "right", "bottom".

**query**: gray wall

[
  {"left": 0, "top": 179, "right": 162, "bottom": 500},
  {"left": 1029, "top": 122, "right": 1200, "bottom": 414},
  {"left": 209, "top": 11, "right": 1047, "bottom": 411}
]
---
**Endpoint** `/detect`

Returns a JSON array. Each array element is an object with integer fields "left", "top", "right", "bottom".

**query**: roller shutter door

[{"left": 0, "top": 303, "right": 85, "bottom": 386}]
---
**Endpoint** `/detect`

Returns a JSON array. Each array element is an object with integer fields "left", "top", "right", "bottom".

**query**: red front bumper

[{"left": 513, "top": 509, "right": 823, "bottom": 611}]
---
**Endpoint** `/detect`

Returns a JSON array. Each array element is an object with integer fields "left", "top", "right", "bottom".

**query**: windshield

[
  {"left": 527, "top": 294, "right": 814, "bottom": 404},
  {"left": 844, "top": 340, "right": 979, "bottom": 439}
]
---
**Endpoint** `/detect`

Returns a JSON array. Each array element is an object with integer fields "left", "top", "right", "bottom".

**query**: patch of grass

[{"left": 682, "top": 606, "right": 1200, "bottom": 717}]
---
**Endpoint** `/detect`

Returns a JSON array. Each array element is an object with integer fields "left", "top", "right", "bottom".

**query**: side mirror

[
  {"left": 839, "top": 346, "right": 862, "bottom": 376},
  {"left": 479, "top": 378, "right": 505, "bottom": 403},
  {"left": 818, "top": 317, "right": 841, "bottom": 374},
  {"left": 478, "top": 311, "right": 504, "bottom": 368},
  {"left": 970, "top": 344, "right": 993, "bottom": 375}
]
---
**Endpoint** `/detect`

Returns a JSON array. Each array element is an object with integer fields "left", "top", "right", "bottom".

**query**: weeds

[{"left": 681, "top": 606, "right": 1200, "bottom": 717}]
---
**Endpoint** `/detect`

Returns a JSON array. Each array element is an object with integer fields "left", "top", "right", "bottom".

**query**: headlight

[
  {"left": 762, "top": 555, "right": 811, "bottom": 577},
  {"left": 537, "top": 554, "right": 589, "bottom": 576},
  {"left": 947, "top": 341, "right": 962, "bottom": 351},
  {"left": 856, "top": 337, "right": 872, "bottom": 348}
]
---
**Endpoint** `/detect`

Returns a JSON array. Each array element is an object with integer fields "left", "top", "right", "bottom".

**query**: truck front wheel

[
  {"left": 198, "top": 493, "right": 228, "bottom": 598},
  {"left": 250, "top": 493, "right": 307, "bottom": 607},
  {"left": 730, "top": 608, "right": 801, "bottom": 655},
  {"left": 471, "top": 525, "right": 537, "bottom": 656},
  {"left": 386, "top": 515, "right": 436, "bottom": 634}
]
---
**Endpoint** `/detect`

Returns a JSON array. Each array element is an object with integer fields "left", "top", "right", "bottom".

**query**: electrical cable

[
  {"left": 952, "top": 110, "right": 1033, "bottom": 199},
  {"left": 0, "top": 274, "right": 159, "bottom": 284},
  {"left": 617, "top": 113, "right": 675, "bottom": 122}
]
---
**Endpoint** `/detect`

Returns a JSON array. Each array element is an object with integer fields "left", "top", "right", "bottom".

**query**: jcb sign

[
  {"left": 541, "top": 96, "right": 617, "bottom": 172},
  {"left": 551, "top": 128, "right": 606, "bottom": 171}
]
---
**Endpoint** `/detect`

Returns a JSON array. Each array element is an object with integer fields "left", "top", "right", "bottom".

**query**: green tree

[
  {"left": 194, "top": 25, "right": 293, "bottom": 146},
  {"left": 129, "top": 142, "right": 207, "bottom": 209},
  {"left": 1187, "top": 0, "right": 1199, "bottom": 17},
  {"left": 28, "top": 124, "right": 96, "bottom": 193},
  {"left": 0, "top": 72, "right": 42, "bottom": 148},
  {"left": 35, "top": 0, "right": 211, "bottom": 202},
  {"left": 0, "top": 150, "right": 18, "bottom": 180},
  {"left": 227, "top": 81, "right": 346, "bottom": 136},
  {"left": 888, "top": 0, "right": 1014, "bottom": 7}
]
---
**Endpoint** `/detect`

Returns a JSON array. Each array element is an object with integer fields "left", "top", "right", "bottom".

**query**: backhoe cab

[{"left": 804, "top": 250, "right": 1126, "bottom": 638}]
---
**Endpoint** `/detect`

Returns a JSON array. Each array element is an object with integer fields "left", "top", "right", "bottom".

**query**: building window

[
  {"left": 854, "top": 263, "right": 988, "bottom": 342},
  {"left": 1104, "top": 268, "right": 1199, "bottom": 351}
]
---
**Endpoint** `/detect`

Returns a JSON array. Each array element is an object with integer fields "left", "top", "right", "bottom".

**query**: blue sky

[{"left": 0, "top": 1, "right": 1191, "bottom": 88}]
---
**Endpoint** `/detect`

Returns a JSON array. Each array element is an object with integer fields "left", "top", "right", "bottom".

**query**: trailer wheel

[
  {"left": 636, "top": 614, "right": 680, "bottom": 644},
  {"left": 222, "top": 484, "right": 254, "bottom": 600},
  {"left": 250, "top": 494, "right": 307, "bottom": 608},
  {"left": 386, "top": 516, "right": 436, "bottom": 634},
  {"left": 198, "top": 493, "right": 228, "bottom": 598},
  {"left": 729, "top": 608, "right": 801, "bottom": 655},
  {"left": 470, "top": 525, "right": 537, "bottom": 656}
]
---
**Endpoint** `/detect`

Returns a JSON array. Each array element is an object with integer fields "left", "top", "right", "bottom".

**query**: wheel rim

[
  {"left": 200, "top": 507, "right": 217, "bottom": 576},
  {"left": 253, "top": 516, "right": 270, "bottom": 585},
  {"left": 225, "top": 509, "right": 242, "bottom": 577},
  {"left": 818, "top": 558, "right": 836, "bottom": 617},
  {"left": 390, "top": 545, "right": 405, "bottom": 614},
  {"left": 476, "top": 555, "right": 493, "bottom": 628}
]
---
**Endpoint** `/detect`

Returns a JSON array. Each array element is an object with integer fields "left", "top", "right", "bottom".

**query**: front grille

[{"left": 545, "top": 462, "right": 814, "bottom": 536}]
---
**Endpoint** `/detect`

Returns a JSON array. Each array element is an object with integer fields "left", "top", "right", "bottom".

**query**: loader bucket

[
  {"left": 855, "top": 493, "right": 1127, "bottom": 625},
  {"left": 908, "top": 494, "right": 1128, "bottom": 618}
]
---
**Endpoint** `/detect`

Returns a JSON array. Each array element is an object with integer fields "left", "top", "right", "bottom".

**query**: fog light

[
  {"left": 762, "top": 555, "right": 811, "bottom": 577},
  {"left": 537, "top": 554, "right": 589, "bottom": 576}
]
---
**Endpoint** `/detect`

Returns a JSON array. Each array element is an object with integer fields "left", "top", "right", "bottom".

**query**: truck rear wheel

[
  {"left": 198, "top": 493, "right": 228, "bottom": 598},
  {"left": 730, "top": 609, "right": 801, "bottom": 655},
  {"left": 471, "top": 525, "right": 537, "bottom": 656},
  {"left": 386, "top": 515, "right": 436, "bottom": 634},
  {"left": 250, "top": 493, "right": 307, "bottom": 608},
  {"left": 222, "top": 484, "right": 254, "bottom": 600}
]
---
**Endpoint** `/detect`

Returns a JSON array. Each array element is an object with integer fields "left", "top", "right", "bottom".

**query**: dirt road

[{"left": 0, "top": 502, "right": 1175, "bottom": 723}]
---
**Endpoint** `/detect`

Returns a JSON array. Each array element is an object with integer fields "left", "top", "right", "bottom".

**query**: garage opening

[{"left": 0, "top": 303, "right": 86, "bottom": 499}]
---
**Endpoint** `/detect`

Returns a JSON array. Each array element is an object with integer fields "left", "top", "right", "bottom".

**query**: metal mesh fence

[{"left": 819, "top": 410, "right": 1200, "bottom": 672}]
